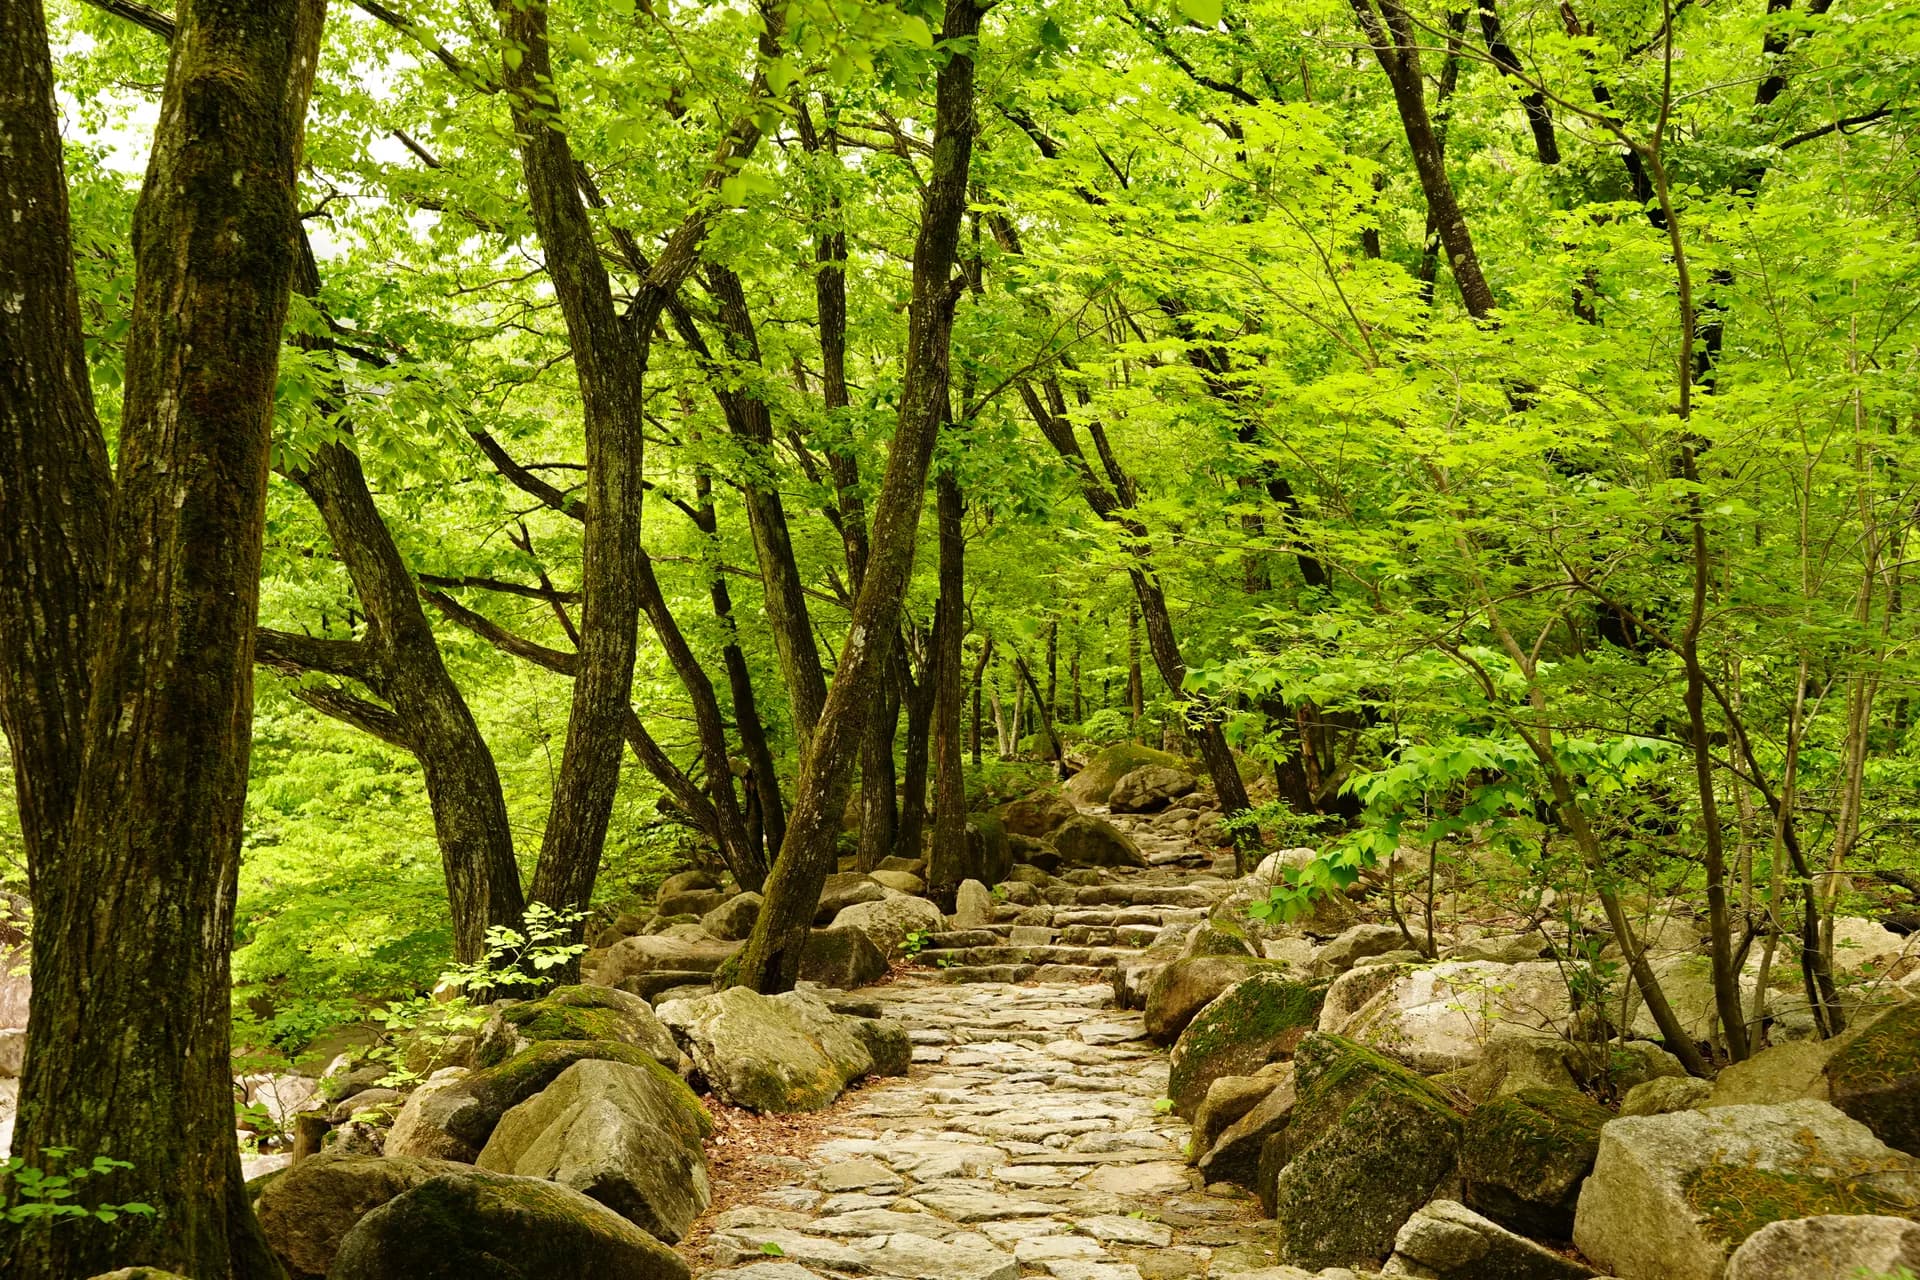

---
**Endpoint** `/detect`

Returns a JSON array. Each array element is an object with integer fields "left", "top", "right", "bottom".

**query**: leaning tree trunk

[
  {"left": 927, "top": 472, "right": 970, "bottom": 903},
  {"left": 291, "top": 434, "right": 529, "bottom": 962},
  {"left": 732, "top": 0, "right": 986, "bottom": 992},
  {"left": 5, "top": 2, "right": 323, "bottom": 1275}
]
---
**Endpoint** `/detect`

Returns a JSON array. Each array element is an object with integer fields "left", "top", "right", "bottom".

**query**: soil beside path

[{"left": 681, "top": 976, "right": 1277, "bottom": 1280}]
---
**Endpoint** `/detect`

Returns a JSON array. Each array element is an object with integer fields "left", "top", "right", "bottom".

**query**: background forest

[
  {"left": 6, "top": 0, "right": 1920, "bottom": 1269},
  {"left": 9, "top": 0, "right": 1920, "bottom": 1068}
]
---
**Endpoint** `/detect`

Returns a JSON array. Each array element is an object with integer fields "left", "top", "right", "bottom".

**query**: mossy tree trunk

[
  {"left": 928, "top": 472, "right": 970, "bottom": 901},
  {"left": 1, "top": 2, "right": 324, "bottom": 1275}
]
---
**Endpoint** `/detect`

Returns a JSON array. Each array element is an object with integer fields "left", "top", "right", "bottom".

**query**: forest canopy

[{"left": 4, "top": 0, "right": 1920, "bottom": 1271}]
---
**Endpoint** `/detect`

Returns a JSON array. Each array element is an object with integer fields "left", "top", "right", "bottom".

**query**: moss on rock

[
  {"left": 1167, "top": 972, "right": 1329, "bottom": 1117},
  {"left": 1828, "top": 1002, "right": 1920, "bottom": 1155},
  {"left": 1683, "top": 1160, "right": 1919, "bottom": 1249},
  {"left": 1269, "top": 1033, "right": 1465, "bottom": 1269},
  {"left": 1461, "top": 1086, "right": 1609, "bottom": 1239}
]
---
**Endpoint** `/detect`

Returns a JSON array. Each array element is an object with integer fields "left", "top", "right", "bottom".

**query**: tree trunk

[
  {"left": 928, "top": 473, "right": 970, "bottom": 900},
  {"left": 970, "top": 634, "right": 992, "bottom": 766},
  {"left": 857, "top": 655, "right": 902, "bottom": 872},
  {"left": 5, "top": 3, "right": 323, "bottom": 1274},
  {"left": 288, "top": 435, "right": 528, "bottom": 962},
  {"left": 732, "top": 0, "right": 985, "bottom": 992},
  {"left": 1127, "top": 603, "right": 1145, "bottom": 737},
  {"left": 898, "top": 639, "right": 936, "bottom": 862},
  {"left": 1350, "top": 0, "right": 1498, "bottom": 319}
]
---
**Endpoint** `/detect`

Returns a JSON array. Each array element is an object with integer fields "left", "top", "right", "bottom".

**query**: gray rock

[
  {"left": 1109, "top": 765, "right": 1198, "bottom": 814},
  {"left": 1705, "top": 1040, "right": 1832, "bottom": 1108},
  {"left": 327, "top": 1169, "right": 690, "bottom": 1280},
  {"left": 997, "top": 789, "right": 1078, "bottom": 838},
  {"left": 703, "top": 892, "right": 763, "bottom": 942},
  {"left": 1725, "top": 1214, "right": 1920, "bottom": 1280},
  {"left": 952, "top": 879, "right": 995, "bottom": 930},
  {"left": 1618, "top": 1074, "right": 1712, "bottom": 1117},
  {"left": 255, "top": 1153, "right": 467, "bottom": 1280},
  {"left": 656, "top": 986, "right": 879, "bottom": 1112},
  {"left": 831, "top": 893, "right": 946, "bottom": 957},
  {"left": 1316, "top": 925, "right": 1413, "bottom": 976},
  {"left": 1572, "top": 1101, "right": 1920, "bottom": 1280},
  {"left": 1051, "top": 816, "right": 1149, "bottom": 869},
  {"left": 1459, "top": 1087, "right": 1608, "bottom": 1238},
  {"left": 598, "top": 934, "right": 741, "bottom": 987},
  {"left": 798, "top": 926, "right": 888, "bottom": 990},
  {"left": 871, "top": 869, "right": 927, "bottom": 895},
  {"left": 1199, "top": 1067, "right": 1298, "bottom": 1190},
  {"left": 1383, "top": 1199, "right": 1596, "bottom": 1279},
  {"left": 475, "top": 1058, "right": 711, "bottom": 1242},
  {"left": 472, "top": 985, "right": 679, "bottom": 1071},
  {"left": 1336, "top": 961, "right": 1574, "bottom": 1074},
  {"left": 1145, "top": 955, "right": 1276, "bottom": 1045},
  {"left": 813, "top": 872, "right": 886, "bottom": 924}
]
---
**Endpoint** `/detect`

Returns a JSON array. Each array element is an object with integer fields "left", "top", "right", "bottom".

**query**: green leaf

[{"left": 1178, "top": 0, "right": 1222, "bottom": 26}]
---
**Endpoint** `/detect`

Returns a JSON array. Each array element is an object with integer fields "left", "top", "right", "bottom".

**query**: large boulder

[
  {"left": 1572, "top": 1100, "right": 1920, "bottom": 1280},
  {"left": 1385, "top": 1199, "right": 1598, "bottom": 1279},
  {"left": 1108, "top": 764, "right": 1197, "bottom": 814},
  {"left": 702, "top": 893, "right": 762, "bottom": 942},
  {"left": 965, "top": 813, "right": 1013, "bottom": 887},
  {"left": 386, "top": 1041, "right": 668, "bottom": 1162},
  {"left": 1144, "top": 955, "right": 1278, "bottom": 1045},
  {"left": 996, "top": 789, "right": 1077, "bottom": 838},
  {"left": 1335, "top": 961, "right": 1574, "bottom": 1074},
  {"left": 1050, "top": 815, "right": 1147, "bottom": 869},
  {"left": 1315, "top": 923, "right": 1415, "bottom": 976},
  {"left": 1196, "top": 1066, "right": 1297, "bottom": 1190},
  {"left": 1825, "top": 1001, "right": 1920, "bottom": 1155},
  {"left": 596, "top": 935, "right": 741, "bottom": 988},
  {"left": 1167, "top": 971, "right": 1328, "bottom": 1117},
  {"left": 950, "top": 879, "right": 995, "bottom": 930},
  {"left": 1190, "top": 1067, "right": 1289, "bottom": 1158},
  {"left": 473, "top": 986, "right": 678, "bottom": 1071},
  {"left": 830, "top": 893, "right": 946, "bottom": 957},
  {"left": 1725, "top": 1214, "right": 1920, "bottom": 1280},
  {"left": 1064, "top": 742, "right": 1188, "bottom": 806},
  {"left": 655, "top": 986, "right": 903, "bottom": 1112},
  {"left": 1268, "top": 1033, "right": 1464, "bottom": 1270},
  {"left": 798, "top": 925, "right": 888, "bottom": 989},
  {"left": 256, "top": 1154, "right": 467, "bottom": 1280},
  {"left": 813, "top": 872, "right": 886, "bottom": 924},
  {"left": 477, "top": 1058, "right": 710, "bottom": 1242},
  {"left": 327, "top": 1169, "right": 690, "bottom": 1280},
  {"left": 1706, "top": 1040, "right": 1832, "bottom": 1108},
  {"left": 1459, "top": 1086, "right": 1609, "bottom": 1238}
]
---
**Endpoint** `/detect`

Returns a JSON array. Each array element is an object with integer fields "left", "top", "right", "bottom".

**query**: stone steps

[
  {"left": 924, "top": 962, "right": 1115, "bottom": 985},
  {"left": 1073, "top": 884, "right": 1227, "bottom": 908},
  {"left": 912, "top": 944, "right": 1141, "bottom": 968}
]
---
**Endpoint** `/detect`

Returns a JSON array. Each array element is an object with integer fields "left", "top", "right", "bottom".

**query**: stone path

[{"left": 688, "top": 978, "right": 1279, "bottom": 1280}]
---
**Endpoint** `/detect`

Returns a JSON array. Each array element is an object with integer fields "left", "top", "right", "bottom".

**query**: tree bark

[
  {"left": 283, "top": 434, "right": 529, "bottom": 963},
  {"left": 970, "top": 633, "right": 993, "bottom": 766},
  {"left": 857, "top": 658, "right": 902, "bottom": 872},
  {"left": 898, "top": 636, "right": 936, "bottom": 861},
  {"left": 732, "top": 0, "right": 986, "bottom": 992},
  {"left": 4, "top": 2, "right": 323, "bottom": 1274},
  {"left": 1350, "top": 0, "right": 1498, "bottom": 318},
  {"left": 928, "top": 473, "right": 970, "bottom": 900}
]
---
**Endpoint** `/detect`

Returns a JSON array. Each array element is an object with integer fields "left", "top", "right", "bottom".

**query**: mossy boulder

[
  {"left": 655, "top": 985, "right": 894, "bottom": 1112},
  {"left": 1572, "top": 1100, "right": 1920, "bottom": 1280},
  {"left": 797, "top": 925, "right": 888, "bottom": 990},
  {"left": 386, "top": 1041, "right": 668, "bottom": 1162},
  {"left": 1460, "top": 1086, "right": 1610, "bottom": 1238},
  {"left": 1183, "top": 916, "right": 1259, "bottom": 960},
  {"left": 256, "top": 1153, "right": 467, "bottom": 1280},
  {"left": 1167, "top": 971, "right": 1329, "bottom": 1117},
  {"left": 1108, "top": 764, "right": 1197, "bottom": 813},
  {"left": 701, "top": 892, "right": 762, "bottom": 942},
  {"left": 1268, "top": 1032, "right": 1465, "bottom": 1269},
  {"left": 476, "top": 1058, "right": 710, "bottom": 1242},
  {"left": 996, "top": 789, "right": 1077, "bottom": 838},
  {"left": 327, "top": 1169, "right": 691, "bottom": 1280},
  {"left": 1144, "top": 955, "right": 1275, "bottom": 1045},
  {"left": 473, "top": 986, "right": 678, "bottom": 1071},
  {"left": 1064, "top": 742, "right": 1188, "bottom": 806},
  {"left": 812, "top": 871, "right": 886, "bottom": 924},
  {"left": 1826, "top": 1001, "right": 1920, "bottom": 1155},
  {"left": 1050, "top": 815, "right": 1148, "bottom": 869}
]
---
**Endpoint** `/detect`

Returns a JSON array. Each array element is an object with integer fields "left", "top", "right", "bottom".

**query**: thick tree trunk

[
  {"left": 732, "top": 0, "right": 985, "bottom": 992},
  {"left": 0, "top": 0, "right": 112, "bottom": 896},
  {"left": 928, "top": 473, "right": 970, "bottom": 900},
  {"left": 5, "top": 3, "right": 323, "bottom": 1274}
]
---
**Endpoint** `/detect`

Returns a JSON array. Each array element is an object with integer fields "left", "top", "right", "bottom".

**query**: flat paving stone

[{"left": 690, "top": 973, "right": 1258, "bottom": 1280}]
